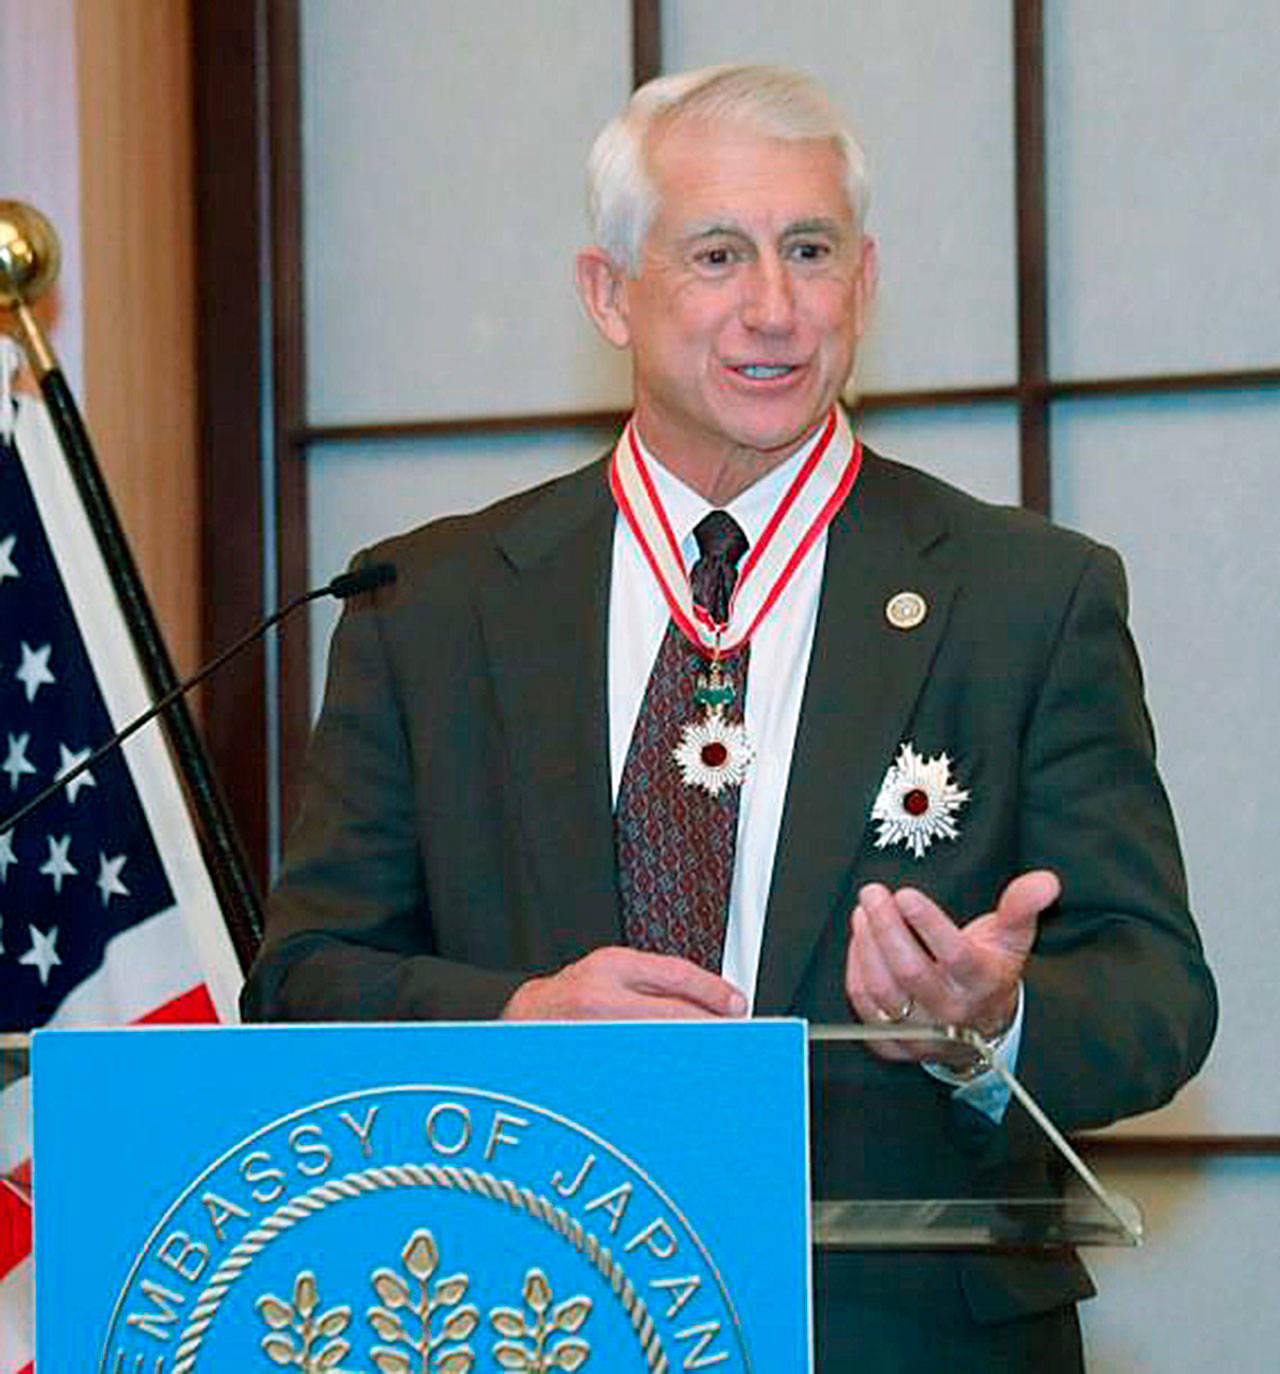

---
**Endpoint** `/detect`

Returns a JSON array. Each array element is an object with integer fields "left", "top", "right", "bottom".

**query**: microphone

[{"left": 0, "top": 562, "right": 396, "bottom": 835}]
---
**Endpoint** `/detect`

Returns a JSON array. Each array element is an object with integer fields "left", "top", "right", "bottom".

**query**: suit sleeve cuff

[{"left": 921, "top": 982, "right": 1025, "bottom": 1123}]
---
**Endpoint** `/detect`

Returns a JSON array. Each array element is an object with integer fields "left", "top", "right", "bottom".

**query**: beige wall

[{"left": 2, "top": 0, "right": 199, "bottom": 675}]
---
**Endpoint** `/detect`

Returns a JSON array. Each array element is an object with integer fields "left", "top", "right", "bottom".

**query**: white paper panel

[
  {"left": 857, "top": 404, "right": 1020, "bottom": 506},
  {"left": 306, "top": 429, "right": 613, "bottom": 714},
  {"left": 1053, "top": 392, "right": 1280, "bottom": 1133},
  {"left": 1082, "top": 1158, "right": 1280, "bottom": 1371},
  {"left": 1046, "top": 1, "right": 1280, "bottom": 379},
  {"left": 666, "top": 0, "right": 1018, "bottom": 392},
  {"left": 302, "top": 1, "right": 633, "bottom": 424}
]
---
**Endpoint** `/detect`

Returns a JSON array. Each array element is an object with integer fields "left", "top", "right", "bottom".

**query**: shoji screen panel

[
  {"left": 666, "top": 0, "right": 1020, "bottom": 397},
  {"left": 300, "top": 1, "right": 633, "bottom": 697},
  {"left": 1052, "top": 393, "right": 1280, "bottom": 1135},
  {"left": 1045, "top": 0, "right": 1280, "bottom": 381},
  {"left": 301, "top": 0, "right": 633, "bottom": 424}
]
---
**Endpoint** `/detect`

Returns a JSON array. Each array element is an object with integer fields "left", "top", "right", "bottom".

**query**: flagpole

[{"left": 1, "top": 201, "right": 263, "bottom": 971}]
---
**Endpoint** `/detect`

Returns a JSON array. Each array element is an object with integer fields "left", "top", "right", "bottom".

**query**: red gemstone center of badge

[
  {"left": 903, "top": 787, "right": 930, "bottom": 816},
  {"left": 701, "top": 742, "right": 729, "bottom": 767}
]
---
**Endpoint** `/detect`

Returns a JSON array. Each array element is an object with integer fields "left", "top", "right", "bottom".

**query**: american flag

[{"left": 0, "top": 381, "right": 241, "bottom": 1373}]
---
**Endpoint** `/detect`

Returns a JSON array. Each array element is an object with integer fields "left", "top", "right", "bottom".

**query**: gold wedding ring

[{"left": 875, "top": 997, "right": 915, "bottom": 1024}]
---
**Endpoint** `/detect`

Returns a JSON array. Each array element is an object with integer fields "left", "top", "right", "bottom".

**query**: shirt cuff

[{"left": 921, "top": 982, "right": 1025, "bottom": 1124}]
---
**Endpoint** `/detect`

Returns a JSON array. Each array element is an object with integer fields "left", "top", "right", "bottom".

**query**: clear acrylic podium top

[
  {"left": 808, "top": 1023, "right": 1142, "bottom": 1249},
  {"left": 3, "top": 1024, "right": 1142, "bottom": 1251}
]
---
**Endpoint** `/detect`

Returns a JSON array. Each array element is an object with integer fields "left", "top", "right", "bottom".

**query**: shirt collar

[{"left": 631, "top": 424, "right": 828, "bottom": 566}]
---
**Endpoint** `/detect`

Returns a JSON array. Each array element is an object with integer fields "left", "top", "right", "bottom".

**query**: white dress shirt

[
  {"left": 608, "top": 437, "right": 824, "bottom": 1009},
  {"left": 606, "top": 425, "right": 1020, "bottom": 1118}
]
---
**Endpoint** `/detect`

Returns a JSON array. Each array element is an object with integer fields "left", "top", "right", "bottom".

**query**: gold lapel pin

[{"left": 885, "top": 590, "right": 927, "bottom": 630}]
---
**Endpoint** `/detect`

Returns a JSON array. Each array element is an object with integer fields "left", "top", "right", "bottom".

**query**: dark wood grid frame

[
  {"left": 194, "top": 0, "right": 307, "bottom": 883},
  {"left": 194, "top": 0, "right": 1277, "bottom": 1150}
]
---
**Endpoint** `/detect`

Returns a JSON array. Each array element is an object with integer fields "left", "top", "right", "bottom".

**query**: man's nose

[{"left": 739, "top": 254, "right": 795, "bottom": 332}]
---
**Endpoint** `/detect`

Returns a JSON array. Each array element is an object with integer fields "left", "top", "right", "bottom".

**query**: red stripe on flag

[
  {"left": 133, "top": 983, "right": 219, "bottom": 1025},
  {"left": 0, "top": 1177, "right": 32, "bottom": 1282}
]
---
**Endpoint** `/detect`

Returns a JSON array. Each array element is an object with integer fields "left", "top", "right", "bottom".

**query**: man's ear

[
  {"left": 575, "top": 247, "right": 633, "bottom": 349},
  {"left": 852, "top": 234, "right": 879, "bottom": 341}
]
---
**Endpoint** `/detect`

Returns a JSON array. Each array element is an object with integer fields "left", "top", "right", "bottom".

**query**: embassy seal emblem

[{"left": 101, "top": 1084, "right": 750, "bottom": 1373}]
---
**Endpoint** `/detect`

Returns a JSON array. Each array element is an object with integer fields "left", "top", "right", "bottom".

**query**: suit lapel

[
  {"left": 755, "top": 457, "right": 960, "bottom": 1013},
  {"left": 470, "top": 449, "right": 963, "bottom": 995},
  {"left": 476, "top": 461, "right": 623, "bottom": 959}
]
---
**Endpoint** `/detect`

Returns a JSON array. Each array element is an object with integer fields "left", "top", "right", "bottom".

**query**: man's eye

[
  {"left": 789, "top": 241, "right": 831, "bottom": 262},
  {"left": 695, "top": 245, "right": 738, "bottom": 268}
]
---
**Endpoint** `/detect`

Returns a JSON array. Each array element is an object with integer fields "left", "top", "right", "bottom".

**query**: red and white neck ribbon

[{"left": 610, "top": 406, "right": 862, "bottom": 657}]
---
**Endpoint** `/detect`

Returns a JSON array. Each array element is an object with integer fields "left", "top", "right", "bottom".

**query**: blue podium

[{"left": 33, "top": 1021, "right": 811, "bottom": 1372}]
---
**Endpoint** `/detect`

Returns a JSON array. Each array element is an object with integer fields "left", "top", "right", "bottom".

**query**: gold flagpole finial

[
  {"left": 0, "top": 201, "right": 63, "bottom": 376},
  {"left": 0, "top": 201, "right": 60, "bottom": 306}
]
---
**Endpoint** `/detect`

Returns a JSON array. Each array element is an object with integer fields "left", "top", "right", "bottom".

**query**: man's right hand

[{"left": 501, "top": 946, "right": 747, "bottom": 1021}]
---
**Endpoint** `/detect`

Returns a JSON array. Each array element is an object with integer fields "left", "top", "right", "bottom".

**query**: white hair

[{"left": 585, "top": 64, "right": 871, "bottom": 275}]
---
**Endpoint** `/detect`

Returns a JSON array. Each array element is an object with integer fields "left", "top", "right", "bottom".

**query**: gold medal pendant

[{"left": 672, "top": 660, "right": 755, "bottom": 796}]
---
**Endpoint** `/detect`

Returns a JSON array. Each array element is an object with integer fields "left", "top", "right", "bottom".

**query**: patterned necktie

[{"left": 617, "top": 511, "right": 750, "bottom": 971}]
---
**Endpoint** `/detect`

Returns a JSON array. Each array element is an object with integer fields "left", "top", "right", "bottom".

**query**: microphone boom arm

[{"left": 0, "top": 567, "right": 394, "bottom": 845}]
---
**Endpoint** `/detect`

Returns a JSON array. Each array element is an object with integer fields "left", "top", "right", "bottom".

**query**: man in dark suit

[{"left": 245, "top": 65, "right": 1216, "bottom": 1369}]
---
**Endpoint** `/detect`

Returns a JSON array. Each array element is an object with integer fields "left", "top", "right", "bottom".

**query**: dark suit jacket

[{"left": 243, "top": 448, "right": 1216, "bottom": 1358}]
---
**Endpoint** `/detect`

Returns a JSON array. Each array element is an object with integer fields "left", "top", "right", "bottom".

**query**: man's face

[{"left": 584, "top": 117, "right": 876, "bottom": 495}]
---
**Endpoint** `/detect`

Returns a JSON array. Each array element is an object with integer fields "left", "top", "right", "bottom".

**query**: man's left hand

[{"left": 844, "top": 870, "right": 1060, "bottom": 1063}]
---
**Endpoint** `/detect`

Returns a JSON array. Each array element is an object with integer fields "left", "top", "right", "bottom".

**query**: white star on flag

[
  {"left": 97, "top": 852, "right": 130, "bottom": 906},
  {"left": 16, "top": 641, "right": 55, "bottom": 702},
  {"left": 57, "top": 743, "right": 97, "bottom": 803},
  {"left": 39, "top": 833, "right": 78, "bottom": 892},
  {"left": 19, "top": 923, "right": 61, "bottom": 984},
  {"left": 0, "top": 829, "right": 16, "bottom": 881},
  {"left": 0, "top": 532, "right": 17, "bottom": 582},
  {"left": 4, "top": 733, "right": 37, "bottom": 791}
]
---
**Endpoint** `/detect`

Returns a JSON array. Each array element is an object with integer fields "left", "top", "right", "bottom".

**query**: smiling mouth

[{"left": 732, "top": 363, "right": 800, "bottom": 380}]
